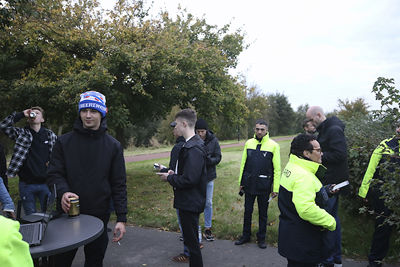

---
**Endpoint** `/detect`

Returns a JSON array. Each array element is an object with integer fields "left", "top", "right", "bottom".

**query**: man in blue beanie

[{"left": 47, "top": 91, "right": 127, "bottom": 267}]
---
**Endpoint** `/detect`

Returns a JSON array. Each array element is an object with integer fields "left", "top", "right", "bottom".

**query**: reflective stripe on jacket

[
  {"left": 358, "top": 137, "right": 400, "bottom": 198},
  {"left": 238, "top": 133, "right": 281, "bottom": 194}
]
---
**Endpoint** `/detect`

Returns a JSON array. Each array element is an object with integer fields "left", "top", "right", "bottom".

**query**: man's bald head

[{"left": 306, "top": 106, "right": 326, "bottom": 128}]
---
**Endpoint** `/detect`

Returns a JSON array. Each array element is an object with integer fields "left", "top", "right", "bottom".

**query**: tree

[
  {"left": 343, "top": 77, "right": 400, "bottom": 259},
  {"left": 0, "top": 0, "right": 248, "bottom": 146},
  {"left": 336, "top": 97, "right": 369, "bottom": 121},
  {"left": 292, "top": 104, "right": 310, "bottom": 133},
  {"left": 265, "top": 93, "right": 295, "bottom": 136},
  {"left": 244, "top": 86, "right": 269, "bottom": 138}
]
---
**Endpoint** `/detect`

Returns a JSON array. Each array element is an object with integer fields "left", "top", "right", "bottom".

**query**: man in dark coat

[
  {"left": 306, "top": 106, "right": 349, "bottom": 267},
  {"left": 47, "top": 91, "right": 127, "bottom": 267},
  {"left": 235, "top": 119, "right": 281, "bottom": 249},
  {"left": 195, "top": 118, "right": 221, "bottom": 241},
  {"left": 157, "top": 109, "right": 207, "bottom": 267}
]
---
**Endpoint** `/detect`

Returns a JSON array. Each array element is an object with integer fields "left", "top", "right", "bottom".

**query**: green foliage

[
  {"left": 341, "top": 114, "right": 390, "bottom": 214},
  {"left": 370, "top": 77, "right": 400, "bottom": 249},
  {"left": 244, "top": 86, "right": 269, "bottom": 138},
  {"left": 343, "top": 77, "right": 400, "bottom": 261},
  {"left": 244, "top": 89, "right": 296, "bottom": 138},
  {"left": 0, "top": 0, "right": 247, "bottom": 146},
  {"left": 336, "top": 97, "right": 370, "bottom": 121},
  {"left": 266, "top": 93, "right": 295, "bottom": 136},
  {"left": 292, "top": 104, "right": 310, "bottom": 134}
]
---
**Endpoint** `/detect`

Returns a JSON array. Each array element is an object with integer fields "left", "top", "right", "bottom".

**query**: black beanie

[{"left": 195, "top": 118, "right": 208, "bottom": 130}]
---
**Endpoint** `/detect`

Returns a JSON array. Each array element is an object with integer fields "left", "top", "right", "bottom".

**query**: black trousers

[
  {"left": 179, "top": 209, "right": 203, "bottom": 267},
  {"left": 287, "top": 258, "right": 317, "bottom": 267},
  {"left": 51, "top": 214, "right": 110, "bottom": 267},
  {"left": 368, "top": 190, "right": 393, "bottom": 263},
  {"left": 242, "top": 193, "right": 269, "bottom": 241}
]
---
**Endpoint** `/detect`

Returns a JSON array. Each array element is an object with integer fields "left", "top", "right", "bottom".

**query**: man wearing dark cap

[
  {"left": 155, "top": 121, "right": 190, "bottom": 262},
  {"left": 195, "top": 118, "right": 221, "bottom": 241},
  {"left": 47, "top": 91, "right": 127, "bottom": 267}
]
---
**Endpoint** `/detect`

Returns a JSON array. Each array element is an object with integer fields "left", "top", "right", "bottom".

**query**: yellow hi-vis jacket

[
  {"left": 0, "top": 216, "right": 33, "bottom": 267},
  {"left": 359, "top": 136, "right": 400, "bottom": 198},
  {"left": 238, "top": 133, "right": 281, "bottom": 194},
  {"left": 278, "top": 154, "right": 336, "bottom": 263}
]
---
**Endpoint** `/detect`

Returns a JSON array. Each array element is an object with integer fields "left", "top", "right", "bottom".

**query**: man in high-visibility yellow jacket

[
  {"left": 358, "top": 126, "right": 400, "bottom": 267},
  {"left": 0, "top": 215, "right": 33, "bottom": 267},
  {"left": 278, "top": 133, "right": 337, "bottom": 266},
  {"left": 235, "top": 119, "right": 281, "bottom": 249}
]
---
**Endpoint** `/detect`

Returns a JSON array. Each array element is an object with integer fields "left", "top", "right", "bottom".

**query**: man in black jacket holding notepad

[
  {"left": 157, "top": 109, "right": 208, "bottom": 267},
  {"left": 306, "top": 106, "right": 349, "bottom": 267}
]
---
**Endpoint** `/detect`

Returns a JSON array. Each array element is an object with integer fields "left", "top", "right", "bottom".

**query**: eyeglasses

[
  {"left": 312, "top": 148, "right": 322, "bottom": 153},
  {"left": 255, "top": 128, "right": 267, "bottom": 132}
]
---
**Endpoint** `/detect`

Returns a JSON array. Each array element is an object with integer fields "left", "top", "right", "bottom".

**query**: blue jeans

[
  {"left": 322, "top": 195, "right": 342, "bottom": 264},
  {"left": 0, "top": 177, "right": 14, "bottom": 211},
  {"left": 204, "top": 180, "right": 214, "bottom": 228},
  {"left": 19, "top": 181, "right": 50, "bottom": 215}
]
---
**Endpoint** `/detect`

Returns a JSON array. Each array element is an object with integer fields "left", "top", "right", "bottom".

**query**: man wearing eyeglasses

[
  {"left": 235, "top": 119, "right": 281, "bottom": 249},
  {"left": 278, "top": 133, "right": 337, "bottom": 267},
  {"left": 306, "top": 106, "right": 349, "bottom": 267}
]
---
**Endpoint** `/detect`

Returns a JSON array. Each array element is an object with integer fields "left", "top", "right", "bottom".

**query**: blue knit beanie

[{"left": 79, "top": 91, "right": 107, "bottom": 117}]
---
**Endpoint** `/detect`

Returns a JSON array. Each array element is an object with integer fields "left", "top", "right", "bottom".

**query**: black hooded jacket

[
  {"left": 167, "top": 134, "right": 208, "bottom": 213},
  {"left": 203, "top": 130, "right": 221, "bottom": 181},
  {"left": 47, "top": 119, "right": 127, "bottom": 222},
  {"left": 168, "top": 136, "right": 185, "bottom": 172},
  {"left": 317, "top": 116, "right": 349, "bottom": 186}
]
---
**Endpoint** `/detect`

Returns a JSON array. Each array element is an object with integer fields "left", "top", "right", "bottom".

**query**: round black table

[{"left": 30, "top": 214, "right": 104, "bottom": 258}]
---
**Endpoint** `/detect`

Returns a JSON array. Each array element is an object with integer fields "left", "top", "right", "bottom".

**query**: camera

[{"left": 238, "top": 188, "right": 244, "bottom": 196}]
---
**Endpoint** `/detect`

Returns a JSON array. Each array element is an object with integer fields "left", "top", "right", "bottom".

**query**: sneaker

[
  {"left": 203, "top": 229, "right": 215, "bottom": 241},
  {"left": 172, "top": 253, "right": 189, "bottom": 263},
  {"left": 179, "top": 235, "right": 183, "bottom": 241}
]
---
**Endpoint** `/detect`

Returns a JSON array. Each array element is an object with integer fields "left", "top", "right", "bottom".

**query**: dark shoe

[
  {"left": 257, "top": 241, "right": 267, "bottom": 249},
  {"left": 204, "top": 229, "right": 215, "bottom": 241},
  {"left": 234, "top": 236, "right": 250, "bottom": 245},
  {"left": 179, "top": 235, "right": 183, "bottom": 241},
  {"left": 367, "top": 261, "right": 382, "bottom": 267}
]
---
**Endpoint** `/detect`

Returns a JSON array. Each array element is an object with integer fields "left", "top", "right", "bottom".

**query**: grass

[
  {"left": 5, "top": 136, "right": 399, "bottom": 262},
  {"left": 122, "top": 139, "right": 250, "bottom": 157}
]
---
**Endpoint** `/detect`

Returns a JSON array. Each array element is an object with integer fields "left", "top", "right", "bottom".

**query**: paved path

[
  {"left": 71, "top": 223, "right": 400, "bottom": 267},
  {"left": 125, "top": 136, "right": 294, "bottom": 163}
]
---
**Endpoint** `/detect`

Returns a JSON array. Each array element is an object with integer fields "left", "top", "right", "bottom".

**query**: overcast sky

[{"left": 101, "top": 0, "right": 400, "bottom": 112}]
